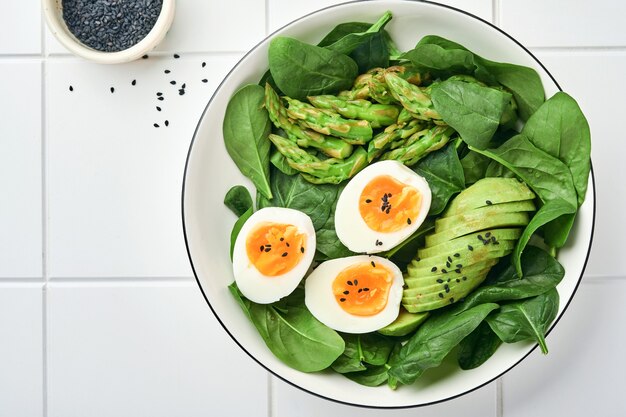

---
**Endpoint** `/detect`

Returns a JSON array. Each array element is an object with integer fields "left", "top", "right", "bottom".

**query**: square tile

[
  {"left": 273, "top": 377, "right": 496, "bottom": 417},
  {"left": 1, "top": 2, "right": 41, "bottom": 54},
  {"left": 0, "top": 61, "right": 42, "bottom": 278},
  {"left": 0, "top": 285, "right": 44, "bottom": 417},
  {"left": 500, "top": 1, "right": 626, "bottom": 47},
  {"left": 47, "top": 282, "right": 268, "bottom": 417},
  {"left": 46, "top": 0, "right": 266, "bottom": 55},
  {"left": 532, "top": 52, "right": 626, "bottom": 278},
  {"left": 46, "top": 54, "right": 240, "bottom": 278},
  {"left": 501, "top": 280, "right": 626, "bottom": 416}
]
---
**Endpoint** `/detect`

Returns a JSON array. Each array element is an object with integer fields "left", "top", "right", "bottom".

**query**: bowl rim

[
  {"left": 181, "top": 0, "right": 596, "bottom": 409},
  {"left": 42, "top": 0, "right": 176, "bottom": 64}
]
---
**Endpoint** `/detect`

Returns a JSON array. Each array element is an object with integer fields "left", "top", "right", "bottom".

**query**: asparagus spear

[
  {"left": 366, "top": 119, "right": 424, "bottom": 162},
  {"left": 284, "top": 97, "right": 373, "bottom": 144},
  {"left": 307, "top": 95, "right": 400, "bottom": 128},
  {"left": 268, "top": 134, "right": 368, "bottom": 184},
  {"left": 264, "top": 83, "right": 353, "bottom": 159},
  {"left": 380, "top": 125, "right": 455, "bottom": 166},
  {"left": 338, "top": 66, "right": 428, "bottom": 104},
  {"left": 384, "top": 72, "right": 443, "bottom": 123}
]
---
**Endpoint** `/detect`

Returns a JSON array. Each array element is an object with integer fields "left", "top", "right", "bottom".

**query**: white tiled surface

[{"left": 0, "top": 1, "right": 622, "bottom": 416}]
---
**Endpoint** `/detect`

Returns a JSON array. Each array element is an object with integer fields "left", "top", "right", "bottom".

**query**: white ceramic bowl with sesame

[
  {"left": 42, "top": 0, "right": 175, "bottom": 64},
  {"left": 182, "top": 0, "right": 595, "bottom": 409}
]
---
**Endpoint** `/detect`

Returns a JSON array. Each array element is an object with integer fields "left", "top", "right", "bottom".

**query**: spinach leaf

[
  {"left": 349, "top": 32, "right": 389, "bottom": 73},
  {"left": 461, "top": 150, "right": 492, "bottom": 185},
  {"left": 331, "top": 333, "right": 395, "bottom": 373},
  {"left": 431, "top": 80, "right": 512, "bottom": 150},
  {"left": 388, "top": 303, "right": 499, "bottom": 385},
  {"left": 344, "top": 364, "right": 389, "bottom": 387},
  {"left": 414, "top": 35, "right": 545, "bottom": 120},
  {"left": 223, "top": 84, "right": 273, "bottom": 199},
  {"left": 230, "top": 207, "right": 252, "bottom": 260},
  {"left": 268, "top": 37, "right": 358, "bottom": 100},
  {"left": 461, "top": 245, "right": 564, "bottom": 310},
  {"left": 318, "top": 22, "right": 371, "bottom": 47},
  {"left": 521, "top": 92, "right": 591, "bottom": 206},
  {"left": 315, "top": 205, "right": 355, "bottom": 259},
  {"left": 321, "top": 11, "right": 392, "bottom": 56},
  {"left": 412, "top": 142, "right": 465, "bottom": 215},
  {"left": 224, "top": 185, "right": 253, "bottom": 217},
  {"left": 270, "top": 150, "right": 298, "bottom": 176},
  {"left": 230, "top": 285, "right": 345, "bottom": 372},
  {"left": 486, "top": 288, "right": 559, "bottom": 354},
  {"left": 400, "top": 43, "right": 475, "bottom": 76},
  {"left": 458, "top": 321, "right": 502, "bottom": 370}
]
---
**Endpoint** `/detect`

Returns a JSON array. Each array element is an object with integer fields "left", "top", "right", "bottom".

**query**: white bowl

[
  {"left": 42, "top": 0, "right": 175, "bottom": 64},
  {"left": 182, "top": 0, "right": 595, "bottom": 408}
]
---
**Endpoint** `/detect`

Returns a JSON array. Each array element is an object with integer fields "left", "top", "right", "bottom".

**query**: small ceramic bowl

[{"left": 42, "top": 0, "right": 175, "bottom": 64}]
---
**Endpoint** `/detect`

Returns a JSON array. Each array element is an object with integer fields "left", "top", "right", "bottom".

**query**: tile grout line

[
  {"left": 496, "top": 378, "right": 504, "bottom": 417},
  {"left": 492, "top": 0, "right": 501, "bottom": 27},
  {"left": 41, "top": 8, "right": 49, "bottom": 417}
]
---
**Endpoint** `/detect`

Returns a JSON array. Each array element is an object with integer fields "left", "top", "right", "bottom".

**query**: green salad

[{"left": 220, "top": 11, "right": 591, "bottom": 389}]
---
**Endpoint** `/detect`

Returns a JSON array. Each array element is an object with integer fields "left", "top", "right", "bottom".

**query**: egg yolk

[
  {"left": 359, "top": 175, "right": 421, "bottom": 233},
  {"left": 246, "top": 222, "right": 306, "bottom": 276},
  {"left": 332, "top": 262, "right": 393, "bottom": 316}
]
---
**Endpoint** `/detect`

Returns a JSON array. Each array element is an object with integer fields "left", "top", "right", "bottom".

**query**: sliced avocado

[
  {"left": 378, "top": 308, "right": 429, "bottom": 336},
  {"left": 425, "top": 212, "right": 530, "bottom": 247},
  {"left": 417, "top": 228, "right": 522, "bottom": 260},
  {"left": 435, "top": 200, "right": 535, "bottom": 232},
  {"left": 444, "top": 177, "right": 535, "bottom": 217},
  {"left": 402, "top": 269, "right": 491, "bottom": 313},
  {"left": 403, "top": 265, "right": 493, "bottom": 299},
  {"left": 404, "top": 258, "right": 499, "bottom": 287}
]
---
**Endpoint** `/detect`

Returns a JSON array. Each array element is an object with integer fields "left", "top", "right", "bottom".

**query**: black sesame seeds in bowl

[{"left": 43, "top": 0, "right": 176, "bottom": 64}]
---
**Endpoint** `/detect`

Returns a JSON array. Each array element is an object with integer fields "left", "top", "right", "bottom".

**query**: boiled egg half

[
  {"left": 233, "top": 207, "right": 316, "bottom": 304},
  {"left": 335, "top": 160, "right": 431, "bottom": 253},
  {"left": 305, "top": 255, "right": 403, "bottom": 333}
]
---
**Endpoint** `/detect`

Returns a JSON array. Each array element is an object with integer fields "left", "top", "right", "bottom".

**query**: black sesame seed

[
  {"left": 446, "top": 261, "right": 451, "bottom": 268},
  {"left": 354, "top": 279, "right": 358, "bottom": 285},
  {"left": 468, "top": 245, "right": 473, "bottom": 251},
  {"left": 365, "top": 199, "right": 372, "bottom": 203},
  {"left": 436, "top": 279, "right": 444, "bottom": 283},
  {"left": 131, "top": 79, "right": 136, "bottom": 86},
  {"left": 441, "top": 269, "right": 447, "bottom": 274},
  {"left": 202, "top": 62, "right": 206, "bottom": 68},
  {"left": 455, "top": 269, "right": 461, "bottom": 274},
  {"left": 347, "top": 281, "right": 353, "bottom": 286},
  {"left": 340, "top": 298, "right": 346, "bottom": 302},
  {"left": 164, "top": 69, "right": 171, "bottom": 74},
  {"left": 477, "top": 235, "right": 484, "bottom": 241},
  {"left": 447, "top": 278, "right": 451, "bottom": 282},
  {"left": 363, "top": 288, "right": 369, "bottom": 291},
  {"left": 281, "top": 252, "right": 288, "bottom": 257},
  {"left": 179, "top": 89, "right": 185, "bottom": 96},
  {"left": 280, "top": 238, "right": 284, "bottom": 241},
  {"left": 486, "top": 200, "right": 493, "bottom": 205},
  {"left": 450, "top": 297, "right": 455, "bottom": 303},
  {"left": 110, "top": 87, "right": 115, "bottom": 93},
  {"left": 416, "top": 257, "right": 420, "bottom": 262},
  {"left": 286, "top": 242, "right": 290, "bottom": 247},
  {"left": 174, "top": 53, "right": 180, "bottom": 59},
  {"left": 454, "top": 253, "right": 460, "bottom": 258},
  {"left": 156, "top": 106, "right": 161, "bottom": 111},
  {"left": 358, "top": 288, "right": 363, "bottom": 293},
  {"left": 444, "top": 284, "right": 450, "bottom": 293},
  {"left": 438, "top": 293, "right": 444, "bottom": 298},
  {"left": 300, "top": 247, "right": 304, "bottom": 253},
  {"left": 202, "top": 79, "right": 208, "bottom": 83},
  {"left": 462, "top": 276, "right": 467, "bottom": 281},
  {"left": 431, "top": 267, "right": 437, "bottom": 272},
  {"left": 164, "top": 120, "right": 169, "bottom": 127},
  {"left": 343, "top": 290, "right": 349, "bottom": 295},
  {"left": 371, "top": 261, "right": 376, "bottom": 267},
  {"left": 158, "top": 96, "right": 164, "bottom": 101},
  {"left": 170, "top": 80, "right": 176, "bottom": 85},
  {"left": 485, "top": 232, "right": 492, "bottom": 238},
  {"left": 181, "top": 83, "right": 186, "bottom": 89},
  {"left": 69, "top": 85, "right": 74, "bottom": 92},
  {"left": 456, "top": 264, "right": 462, "bottom": 268},
  {"left": 142, "top": 55, "right": 149, "bottom": 59},
  {"left": 153, "top": 123, "right": 159, "bottom": 128},
  {"left": 157, "top": 92, "right": 163, "bottom": 96},
  {"left": 264, "top": 247, "right": 271, "bottom": 252},
  {"left": 456, "top": 278, "right": 461, "bottom": 283},
  {"left": 407, "top": 218, "right": 412, "bottom": 225},
  {"left": 447, "top": 256, "right": 452, "bottom": 263}
]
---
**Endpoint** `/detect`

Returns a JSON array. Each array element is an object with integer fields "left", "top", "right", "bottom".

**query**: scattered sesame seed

[
  {"left": 438, "top": 293, "right": 444, "bottom": 298},
  {"left": 363, "top": 288, "right": 369, "bottom": 291},
  {"left": 202, "top": 79, "right": 208, "bottom": 83},
  {"left": 157, "top": 92, "right": 163, "bottom": 96},
  {"left": 164, "top": 69, "right": 171, "bottom": 74},
  {"left": 431, "top": 267, "right": 437, "bottom": 272},
  {"left": 340, "top": 298, "right": 346, "bottom": 302},
  {"left": 181, "top": 83, "right": 186, "bottom": 89},
  {"left": 446, "top": 261, "right": 451, "bottom": 268},
  {"left": 300, "top": 247, "right": 304, "bottom": 253},
  {"left": 156, "top": 106, "right": 161, "bottom": 111},
  {"left": 259, "top": 245, "right": 264, "bottom": 251},
  {"left": 343, "top": 290, "right": 349, "bottom": 295},
  {"left": 456, "top": 278, "right": 460, "bottom": 283},
  {"left": 347, "top": 281, "right": 353, "bottom": 286},
  {"left": 444, "top": 284, "right": 450, "bottom": 293},
  {"left": 280, "top": 238, "right": 284, "bottom": 241},
  {"left": 455, "top": 269, "right": 461, "bottom": 274},
  {"left": 264, "top": 247, "right": 271, "bottom": 252},
  {"left": 462, "top": 276, "right": 467, "bottom": 281},
  {"left": 441, "top": 269, "right": 447, "bottom": 273},
  {"left": 371, "top": 261, "right": 376, "bottom": 267},
  {"left": 358, "top": 288, "right": 363, "bottom": 293},
  {"left": 456, "top": 264, "right": 462, "bottom": 268},
  {"left": 286, "top": 242, "right": 290, "bottom": 247},
  {"left": 174, "top": 53, "right": 180, "bottom": 59},
  {"left": 447, "top": 256, "right": 452, "bottom": 263},
  {"left": 281, "top": 252, "right": 288, "bottom": 257},
  {"left": 365, "top": 199, "right": 372, "bottom": 203},
  {"left": 450, "top": 297, "right": 455, "bottom": 303},
  {"left": 69, "top": 85, "right": 74, "bottom": 92},
  {"left": 436, "top": 279, "right": 444, "bottom": 283},
  {"left": 158, "top": 96, "right": 164, "bottom": 101},
  {"left": 153, "top": 123, "right": 159, "bottom": 128},
  {"left": 486, "top": 200, "right": 493, "bottom": 205},
  {"left": 454, "top": 253, "right": 460, "bottom": 257},
  {"left": 179, "top": 89, "right": 185, "bottom": 96},
  {"left": 407, "top": 218, "right": 412, "bottom": 225},
  {"left": 354, "top": 279, "right": 358, "bottom": 285},
  {"left": 110, "top": 87, "right": 115, "bottom": 93},
  {"left": 164, "top": 120, "right": 169, "bottom": 127},
  {"left": 202, "top": 62, "right": 206, "bottom": 68},
  {"left": 468, "top": 245, "right": 473, "bottom": 251},
  {"left": 131, "top": 79, "right": 136, "bottom": 86},
  {"left": 485, "top": 232, "right": 492, "bottom": 238},
  {"left": 170, "top": 80, "right": 176, "bottom": 85},
  {"left": 142, "top": 55, "right": 149, "bottom": 59}
]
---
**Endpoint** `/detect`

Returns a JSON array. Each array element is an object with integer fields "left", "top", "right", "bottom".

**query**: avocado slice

[
  {"left": 435, "top": 200, "right": 535, "bottom": 232},
  {"left": 378, "top": 308, "right": 429, "bottom": 336},
  {"left": 444, "top": 177, "right": 535, "bottom": 217},
  {"left": 417, "top": 228, "right": 522, "bottom": 260},
  {"left": 404, "top": 258, "right": 499, "bottom": 287},
  {"left": 425, "top": 212, "right": 530, "bottom": 247}
]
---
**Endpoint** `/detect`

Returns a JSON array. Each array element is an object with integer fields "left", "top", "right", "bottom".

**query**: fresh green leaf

[
  {"left": 461, "top": 150, "right": 492, "bottom": 185},
  {"left": 487, "top": 288, "right": 559, "bottom": 354},
  {"left": 322, "top": 11, "right": 392, "bottom": 56},
  {"left": 230, "top": 207, "right": 253, "bottom": 260},
  {"left": 270, "top": 150, "right": 298, "bottom": 176},
  {"left": 461, "top": 245, "right": 564, "bottom": 310},
  {"left": 224, "top": 185, "right": 253, "bottom": 217},
  {"left": 332, "top": 333, "right": 395, "bottom": 373},
  {"left": 315, "top": 206, "right": 355, "bottom": 259},
  {"left": 458, "top": 321, "right": 502, "bottom": 370},
  {"left": 388, "top": 303, "right": 499, "bottom": 385},
  {"left": 521, "top": 92, "right": 591, "bottom": 205},
  {"left": 223, "top": 84, "right": 273, "bottom": 199},
  {"left": 412, "top": 142, "right": 465, "bottom": 215},
  {"left": 344, "top": 364, "right": 389, "bottom": 387},
  {"left": 231, "top": 287, "right": 345, "bottom": 372},
  {"left": 349, "top": 32, "right": 390, "bottom": 73},
  {"left": 400, "top": 43, "right": 475, "bottom": 75},
  {"left": 431, "top": 79, "right": 512, "bottom": 150},
  {"left": 268, "top": 36, "right": 358, "bottom": 100}
]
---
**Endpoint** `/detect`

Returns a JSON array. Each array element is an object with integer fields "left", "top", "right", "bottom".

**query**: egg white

[
  {"left": 304, "top": 255, "right": 403, "bottom": 333},
  {"left": 233, "top": 207, "right": 316, "bottom": 304},
  {"left": 334, "top": 160, "right": 431, "bottom": 253}
]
